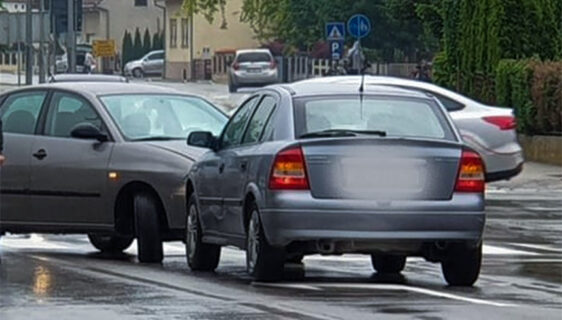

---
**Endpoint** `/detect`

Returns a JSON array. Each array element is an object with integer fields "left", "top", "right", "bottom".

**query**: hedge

[{"left": 495, "top": 59, "right": 562, "bottom": 135}]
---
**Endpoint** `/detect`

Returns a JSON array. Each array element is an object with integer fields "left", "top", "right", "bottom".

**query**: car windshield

[
  {"left": 293, "top": 96, "right": 453, "bottom": 140},
  {"left": 100, "top": 94, "right": 227, "bottom": 141},
  {"left": 236, "top": 52, "right": 271, "bottom": 63}
]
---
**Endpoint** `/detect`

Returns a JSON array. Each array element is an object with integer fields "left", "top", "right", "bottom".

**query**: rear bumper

[
  {"left": 486, "top": 162, "right": 524, "bottom": 182},
  {"left": 260, "top": 193, "right": 485, "bottom": 247},
  {"left": 231, "top": 71, "right": 278, "bottom": 85}
]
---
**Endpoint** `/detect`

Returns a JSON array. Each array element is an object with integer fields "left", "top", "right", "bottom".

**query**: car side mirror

[
  {"left": 187, "top": 131, "right": 216, "bottom": 150},
  {"left": 71, "top": 123, "right": 108, "bottom": 142}
]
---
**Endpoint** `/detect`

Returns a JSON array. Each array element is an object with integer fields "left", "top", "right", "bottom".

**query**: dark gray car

[
  {"left": 185, "top": 82, "right": 485, "bottom": 285},
  {"left": 0, "top": 82, "right": 227, "bottom": 263}
]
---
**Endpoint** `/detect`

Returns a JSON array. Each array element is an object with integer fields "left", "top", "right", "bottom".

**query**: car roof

[
  {"left": 7, "top": 82, "right": 185, "bottom": 96},
  {"left": 49, "top": 74, "right": 129, "bottom": 83},
  {"left": 275, "top": 77, "right": 432, "bottom": 99},
  {"left": 236, "top": 49, "right": 272, "bottom": 55}
]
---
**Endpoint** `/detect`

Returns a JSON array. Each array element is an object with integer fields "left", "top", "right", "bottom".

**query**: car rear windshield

[
  {"left": 293, "top": 95, "right": 456, "bottom": 141},
  {"left": 236, "top": 52, "right": 272, "bottom": 63}
]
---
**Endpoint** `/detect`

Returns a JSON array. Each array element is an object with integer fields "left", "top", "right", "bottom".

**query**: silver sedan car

[
  {"left": 185, "top": 82, "right": 485, "bottom": 286},
  {"left": 303, "top": 76, "right": 524, "bottom": 182},
  {"left": 0, "top": 82, "right": 227, "bottom": 263}
]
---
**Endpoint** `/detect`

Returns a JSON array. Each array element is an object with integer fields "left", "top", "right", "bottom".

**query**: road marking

[
  {"left": 510, "top": 243, "right": 562, "bottom": 253},
  {"left": 258, "top": 282, "right": 516, "bottom": 307},
  {"left": 483, "top": 244, "right": 538, "bottom": 256}
]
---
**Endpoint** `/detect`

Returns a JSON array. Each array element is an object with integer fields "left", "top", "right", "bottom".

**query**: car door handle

[
  {"left": 33, "top": 149, "right": 47, "bottom": 160},
  {"left": 219, "top": 163, "right": 225, "bottom": 173},
  {"left": 240, "top": 160, "right": 248, "bottom": 172}
]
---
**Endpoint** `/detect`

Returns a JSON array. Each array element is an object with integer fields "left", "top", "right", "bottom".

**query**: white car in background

[{"left": 302, "top": 76, "right": 524, "bottom": 181}]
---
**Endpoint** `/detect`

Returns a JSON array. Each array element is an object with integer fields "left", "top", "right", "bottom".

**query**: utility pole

[
  {"left": 67, "top": 0, "right": 76, "bottom": 73},
  {"left": 38, "top": 0, "right": 46, "bottom": 83},
  {"left": 190, "top": 10, "right": 194, "bottom": 82},
  {"left": 25, "top": 0, "right": 33, "bottom": 85}
]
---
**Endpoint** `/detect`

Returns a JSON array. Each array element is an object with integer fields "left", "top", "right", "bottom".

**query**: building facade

[{"left": 161, "top": 0, "right": 260, "bottom": 81}]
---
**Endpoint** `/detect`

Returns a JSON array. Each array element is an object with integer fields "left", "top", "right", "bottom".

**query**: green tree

[
  {"left": 133, "top": 27, "right": 143, "bottom": 60},
  {"left": 121, "top": 30, "right": 134, "bottom": 66},
  {"left": 143, "top": 28, "right": 152, "bottom": 55},
  {"left": 152, "top": 32, "right": 161, "bottom": 51}
]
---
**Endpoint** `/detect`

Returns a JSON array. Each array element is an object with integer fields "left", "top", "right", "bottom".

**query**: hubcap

[
  {"left": 186, "top": 205, "right": 198, "bottom": 261},
  {"left": 247, "top": 211, "right": 260, "bottom": 272}
]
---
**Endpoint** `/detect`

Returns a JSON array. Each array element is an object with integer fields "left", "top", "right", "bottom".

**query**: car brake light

[
  {"left": 269, "top": 60, "right": 277, "bottom": 69},
  {"left": 269, "top": 146, "right": 309, "bottom": 190},
  {"left": 455, "top": 150, "right": 485, "bottom": 193},
  {"left": 232, "top": 62, "right": 240, "bottom": 71},
  {"left": 483, "top": 116, "right": 516, "bottom": 130}
]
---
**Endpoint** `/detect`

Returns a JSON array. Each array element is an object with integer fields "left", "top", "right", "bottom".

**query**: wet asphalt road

[
  {"left": 1, "top": 82, "right": 561, "bottom": 319},
  {"left": 1, "top": 171, "right": 561, "bottom": 320}
]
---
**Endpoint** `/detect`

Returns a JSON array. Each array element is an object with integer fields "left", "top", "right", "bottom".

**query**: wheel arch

[{"left": 242, "top": 183, "right": 262, "bottom": 233}]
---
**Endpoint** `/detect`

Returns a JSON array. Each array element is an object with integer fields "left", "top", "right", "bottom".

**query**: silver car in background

[
  {"left": 303, "top": 76, "right": 524, "bottom": 181},
  {"left": 185, "top": 82, "right": 485, "bottom": 286},
  {"left": 228, "top": 49, "right": 279, "bottom": 93},
  {"left": 124, "top": 50, "right": 165, "bottom": 78},
  {"left": 0, "top": 82, "right": 227, "bottom": 263}
]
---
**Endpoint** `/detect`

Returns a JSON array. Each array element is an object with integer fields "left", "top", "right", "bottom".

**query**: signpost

[
  {"left": 93, "top": 39, "right": 115, "bottom": 57},
  {"left": 347, "top": 14, "right": 371, "bottom": 39},
  {"left": 326, "top": 22, "right": 345, "bottom": 61}
]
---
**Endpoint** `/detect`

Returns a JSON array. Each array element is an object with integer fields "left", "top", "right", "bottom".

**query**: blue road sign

[
  {"left": 326, "top": 22, "right": 345, "bottom": 41},
  {"left": 347, "top": 14, "right": 371, "bottom": 39},
  {"left": 330, "top": 40, "right": 344, "bottom": 60}
]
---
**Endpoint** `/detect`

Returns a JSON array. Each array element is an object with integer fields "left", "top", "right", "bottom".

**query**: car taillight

[
  {"left": 232, "top": 62, "right": 240, "bottom": 71},
  {"left": 483, "top": 116, "right": 516, "bottom": 130},
  {"left": 269, "top": 146, "right": 309, "bottom": 190},
  {"left": 455, "top": 150, "right": 485, "bottom": 193},
  {"left": 269, "top": 60, "right": 277, "bottom": 69}
]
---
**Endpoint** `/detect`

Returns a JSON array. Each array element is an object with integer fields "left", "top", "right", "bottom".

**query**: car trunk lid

[{"left": 300, "top": 137, "right": 462, "bottom": 200}]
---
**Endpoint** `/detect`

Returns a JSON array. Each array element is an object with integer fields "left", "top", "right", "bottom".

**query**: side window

[
  {"left": 431, "top": 92, "right": 464, "bottom": 112},
  {"left": 0, "top": 91, "right": 47, "bottom": 135},
  {"left": 242, "top": 96, "right": 277, "bottom": 144},
  {"left": 45, "top": 92, "right": 104, "bottom": 138},
  {"left": 220, "top": 96, "right": 259, "bottom": 149}
]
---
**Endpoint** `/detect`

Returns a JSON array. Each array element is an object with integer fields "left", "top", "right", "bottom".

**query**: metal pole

[
  {"left": 189, "top": 10, "right": 194, "bottom": 81},
  {"left": 17, "top": 43, "right": 21, "bottom": 86},
  {"left": 38, "top": 0, "right": 46, "bottom": 83},
  {"left": 25, "top": 0, "right": 33, "bottom": 85},
  {"left": 67, "top": 0, "right": 76, "bottom": 73}
]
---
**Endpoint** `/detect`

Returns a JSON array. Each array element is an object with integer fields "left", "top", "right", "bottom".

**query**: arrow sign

[
  {"left": 347, "top": 14, "right": 371, "bottom": 39},
  {"left": 326, "top": 22, "right": 345, "bottom": 41}
]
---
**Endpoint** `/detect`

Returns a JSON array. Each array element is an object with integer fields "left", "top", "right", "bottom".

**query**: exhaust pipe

[{"left": 317, "top": 241, "right": 336, "bottom": 254}]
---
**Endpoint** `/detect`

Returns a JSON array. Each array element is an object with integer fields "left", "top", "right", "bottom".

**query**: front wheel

[
  {"left": 134, "top": 193, "right": 164, "bottom": 263},
  {"left": 132, "top": 68, "right": 143, "bottom": 78},
  {"left": 246, "top": 205, "right": 285, "bottom": 281},
  {"left": 185, "top": 195, "right": 221, "bottom": 271},
  {"left": 88, "top": 234, "right": 134, "bottom": 253},
  {"left": 441, "top": 243, "right": 482, "bottom": 286}
]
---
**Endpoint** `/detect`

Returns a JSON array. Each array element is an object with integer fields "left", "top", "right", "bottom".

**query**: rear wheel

[
  {"left": 228, "top": 80, "right": 238, "bottom": 93},
  {"left": 185, "top": 194, "right": 221, "bottom": 271},
  {"left": 246, "top": 204, "right": 285, "bottom": 281},
  {"left": 441, "top": 243, "right": 482, "bottom": 286},
  {"left": 371, "top": 254, "right": 407, "bottom": 274},
  {"left": 88, "top": 234, "right": 133, "bottom": 253},
  {"left": 134, "top": 193, "right": 163, "bottom": 263}
]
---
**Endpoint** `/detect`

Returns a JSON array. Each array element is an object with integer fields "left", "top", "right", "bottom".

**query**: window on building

[
  {"left": 181, "top": 18, "right": 189, "bottom": 48},
  {"left": 134, "top": 0, "right": 148, "bottom": 6},
  {"left": 170, "top": 19, "right": 177, "bottom": 48}
]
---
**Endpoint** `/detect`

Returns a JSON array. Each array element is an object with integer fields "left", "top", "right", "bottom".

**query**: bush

[{"left": 495, "top": 59, "right": 562, "bottom": 135}]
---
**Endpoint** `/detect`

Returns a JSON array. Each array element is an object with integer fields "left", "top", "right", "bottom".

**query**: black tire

[
  {"left": 134, "top": 193, "right": 163, "bottom": 263},
  {"left": 185, "top": 194, "right": 221, "bottom": 271},
  {"left": 133, "top": 68, "right": 143, "bottom": 78},
  {"left": 441, "top": 243, "right": 482, "bottom": 286},
  {"left": 286, "top": 254, "right": 304, "bottom": 264},
  {"left": 246, "top": 204, "right": 285, "bottom": 281},
  {"left": 228, "top": 81, "right": 237, "bottom": 93},
  {"left": 88, "top": 234, "right": 134, "bottom": 253},
  {"left": 371, "top": 254, "right": 407, "bottom": 274}
]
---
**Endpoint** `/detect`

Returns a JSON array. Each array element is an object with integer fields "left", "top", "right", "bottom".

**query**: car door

[
  {"left": 29, "top": 91, "right": 114, "bottom": 226},
  {"left": 0, "top": 90, "right": 48, "bottom": 225},
  {"left": 144, "top": 52, "right": 163, "bottom": 75},
  {"left": 197, "top": 95, "right": 259, "bottom": 235},
  {"left": 220, "top": 95, "right": 278, "bottom": 237}
]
